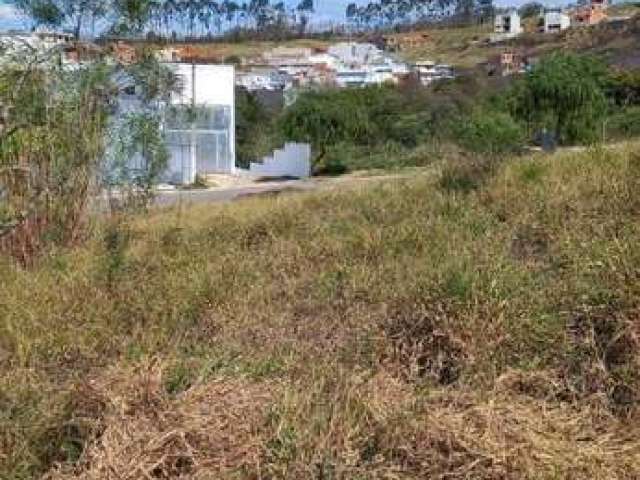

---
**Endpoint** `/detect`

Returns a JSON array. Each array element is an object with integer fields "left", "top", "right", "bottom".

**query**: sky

[{"left": 0, "top": 0, "right": 576, "bottom": 32}]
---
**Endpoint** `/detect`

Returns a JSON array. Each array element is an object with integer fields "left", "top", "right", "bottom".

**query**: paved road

[
  {"left": 153, "top": 179, "right": 317, "bottom": 207},
  {"left": 152, "top": 174, "right": 409, "bottom": 208}
]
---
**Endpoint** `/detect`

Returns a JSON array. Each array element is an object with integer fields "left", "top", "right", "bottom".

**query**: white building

[
  {"left": 335, "top": 68, "right": 368, "bottom": 88},
  {"left": 308, "top": 52, "right": 339, "bottom": 69},
  {"left": 328, "top": 42, "right": 383, "bottom": 65},
  {"left": 0, "top": 29, "right": 73, "bottom": 52},
  {"left": 542, "top": 9, "right": 571, "bottom": 33},
  {"left": 0, "top": 29, "right": 74, "bottom": 67},
  {"left": 164, "top": 64, "right": 236, "bottom": 183},
  {"left": 237, "top": 68, "right": 291, "bottom": 91},
  {"left": 494, "top": 11, "right": 523, "bottom": 36},
  {"left": 413, "top": 61, "right": 455, "bottom": 85}
]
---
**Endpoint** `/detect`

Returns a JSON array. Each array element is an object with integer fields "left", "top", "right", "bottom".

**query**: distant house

[
  {"left": 413, "top": 60, "right": 455, "bottom": 85},
  {"left": 236, "top": 68, "right": 291, "bottom": 91},
  {"left": 494, "top": 11, "right": 523, "bottom": 36},
  {"left": 0, "top": 29, "right": 73, "bottom": 52},
  {"left": 573, "top": 0, "right": 608, "bottom": 26},
  {"left": 263, "top": 46, "right": 313, "bottom": 68},
  {"left": 382, "top": 32, "right": 431, "bottom": 52},
  {"left": 541, "top": 9, "right": 571, "bottom": 33},
  {"left": 335, "top": 68, "right": 368, "bottom": 88},
  {"left": 500, "top": 51, "right": 532, "bottom": 76},
  {"left": 107, "top": 42, "right": 137, "bottom": 65},
  {"left": 328, "top": 42, "right": 382, "bottom": 65}
]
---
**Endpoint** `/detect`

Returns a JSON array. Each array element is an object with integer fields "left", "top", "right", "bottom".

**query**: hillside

[
  {"left": 140, "top": 7, "right": 640, "bottom": 69},
  {"left": 398, "top": 11, "right": 640, "bottom": 68},
  {"left": 2, "top": 143, "right": 640, "bottom": 478}
]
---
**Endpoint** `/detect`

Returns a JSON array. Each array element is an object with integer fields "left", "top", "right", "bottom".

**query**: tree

[
  {"left": 518, "top": 1, "right": 543, "bottom": 19},
  {"left": 511, "top": 53, "right": 609, "bottom": 144},
  {"left": 296, "top": 0, "right": 313, "bottom": 33},
  {"left": 13, "top": 0, "right": 109, "bottom": 38},
  {"left": 476, "top": 0, "right": 493, "bottom": 24},
  {"left": 455, "top": 0, "right": 475, "bottom": 24},
  {"left": 111, "top": 0, "right": 154, "bottom": 36},
  {"left": 0, "top": 44, "right": 177, "bottom": 263}
]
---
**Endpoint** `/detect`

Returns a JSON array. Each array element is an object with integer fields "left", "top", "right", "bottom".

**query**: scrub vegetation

[
  {"left": 237, "top": 51, "right": 640, "bottom": 174},
  {"left": 2, "top": 141, "right": 640, "bottom": 479}
]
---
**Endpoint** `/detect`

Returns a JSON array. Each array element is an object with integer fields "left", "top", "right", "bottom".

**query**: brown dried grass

[
  {"left": 45, "top": 361, "right": 276, "bottom": 480},
  {"left": 375, "top": 390, "right": 640, "bottom": 480}
]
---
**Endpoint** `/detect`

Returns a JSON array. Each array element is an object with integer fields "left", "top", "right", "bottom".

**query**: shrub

[
  {"left": 510, "top": 52, "right": 609, "bottom": 145},
  {"left": 455, "top": 110, "right": 524, "bottom": 155},
  {"left": 278, "top": 85, "right": 427, "bottom": 164},
  {"left": 607, "top": 107, "right": 640, "bottom": 140}
]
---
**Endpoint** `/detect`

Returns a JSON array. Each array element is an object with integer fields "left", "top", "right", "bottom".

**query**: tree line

[
  {"left": 13, "top": 0, "right": 498, "bottom": 40},
  {"left": 12, "top": 0, "right": 316, "bottom": 40},
  {"left": 345, "top": 0, "right": 495, "bottom": 31}
]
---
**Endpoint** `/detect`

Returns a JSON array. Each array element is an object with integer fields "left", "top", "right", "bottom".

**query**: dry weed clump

[
  {"left": 379, "top": 303, "right": 467, "bottom": 385},
  {"left": 377, "top": 392, "right": 640, "bottom": 480},
  {"left": 45, "top": 361, "right": 276, "bottom": 480},
  {"left": 563, "top": 304, "right": 640, "bottom": 415}
]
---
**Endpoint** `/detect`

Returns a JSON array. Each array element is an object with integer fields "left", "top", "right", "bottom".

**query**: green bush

[
  {"left": 278, "top": 86, "right": 427, "bottom": 154},
  {"left": 607, "top": 107, "right": 640, "bottom": 140},
  {"left": 510, "top": 52, "right": 609, "bottom": 145},
  {"left": 455, "top": 110, "right": 524, "bottom": 155}
]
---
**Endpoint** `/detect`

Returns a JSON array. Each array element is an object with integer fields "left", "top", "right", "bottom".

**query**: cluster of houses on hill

[
  {"left": 492, "top": 0, "right": 610, "bottom": 41},
  {"left": 232, "top": 42, "right": 453, "bottom": 91}
]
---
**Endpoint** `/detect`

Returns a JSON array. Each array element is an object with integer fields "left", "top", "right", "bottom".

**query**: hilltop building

[
  {"left": 328, "top": 42, "right": 382, "bottom": 65},
  {"left": 0, "top": 29, "right": 73, "bottom": 51},
  {"left": 541, "top": 9, "right": 571, "bottom": 33},
  {"left": 573, "top": 0, "right": 608, "bottom": 26},
  {"left": 494, "top": 11, "right": 523, "bottom": 37},
  {"left": 382, "top": 32, "right": 431, "bottom": 52},
  {"left": 413, "top": 61, "right": 454, "bottom": 85},
  {"left": 236, "top": 68, "right": 292, "bottom": 91}
]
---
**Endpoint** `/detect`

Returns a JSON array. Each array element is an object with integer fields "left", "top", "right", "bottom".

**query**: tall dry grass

[{"left": 1, "top": 143, "right": 640, "bottom": 479}]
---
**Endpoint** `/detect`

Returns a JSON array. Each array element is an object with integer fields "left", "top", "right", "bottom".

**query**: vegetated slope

[
  {"left": 2, "top": 144, "right": 640, "bottom": 478},
  {"left": 398, "top": 12, "right": 640, "bottom": 68},
  {"left": 136, "top": 10, "right": 640, "bottom": 69}
]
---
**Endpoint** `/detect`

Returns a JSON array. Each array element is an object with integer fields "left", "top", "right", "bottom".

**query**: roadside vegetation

[
  {"left": 2, "top": 141, "right": 640, "bottom": 478},
  {"left": 237, "top": 51, "right": 640, "bottom": 174}
]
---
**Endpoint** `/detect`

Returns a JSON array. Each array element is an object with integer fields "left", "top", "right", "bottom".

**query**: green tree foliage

[
  {"left": 278, "top": 86, "right": 429, "bottom": 163},
  {"left": 510, "top": 53, "right": 609, "bottom": 145},
  {"left": 607, "top": 69, "right": 640, "bottom": 107},
  {"left": 455, "top": 110, "right": 524, "bottom": 154},
  {"left": 235, "top": 89, "right": 277, "bottom": 168},
  {"left": 518, "top": 1, "right": 544, "bottom": 19},
  {"left": 0, "top": 45, "right": 176, "bottom": 263},
  {"left": 13, "top": 0, "right": 109, "bottom": 38}
]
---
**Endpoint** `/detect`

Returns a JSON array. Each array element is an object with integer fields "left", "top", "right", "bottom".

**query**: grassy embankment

[{"left": 2, "top": 143, "right": 640, "bottom": 479}]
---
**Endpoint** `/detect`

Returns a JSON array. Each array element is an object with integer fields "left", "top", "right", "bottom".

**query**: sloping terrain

[
  {"left": 400, "top": 12, "right": 640, "bottom": 68},
  {"left": 2, "top": 143, "right": 640, "bottom": 478},
  {"left": 140, "top": 9, "right": 640, "bottom": 69}
]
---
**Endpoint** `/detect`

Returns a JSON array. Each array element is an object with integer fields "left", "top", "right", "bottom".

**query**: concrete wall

[{"left": 250, "top": 143, "right": 311, "bottom": 178}]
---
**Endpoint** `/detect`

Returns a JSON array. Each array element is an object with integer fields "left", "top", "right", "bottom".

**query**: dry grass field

[{"left": 2, "top": 143, "right": 640, "bottom": 479}]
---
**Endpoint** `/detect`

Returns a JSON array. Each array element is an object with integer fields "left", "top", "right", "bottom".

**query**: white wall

[
  {"left": 169, "top": 63, "right": 235, "bottom": 107},
  {"left": 250, "top": 143, "right": 311, "bottom": 178},
  {"left": 166, "top": 63, "right": 236, "bottom": 180}
]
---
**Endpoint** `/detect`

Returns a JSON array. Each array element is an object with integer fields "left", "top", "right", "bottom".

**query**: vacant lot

[{"left": 2, "top": 143, "right": 640, "bottom": 479}]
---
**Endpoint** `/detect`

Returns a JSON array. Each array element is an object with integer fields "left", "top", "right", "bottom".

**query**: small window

[{"left": 123, "top": 85, "right": 136, "bottom": 96}]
